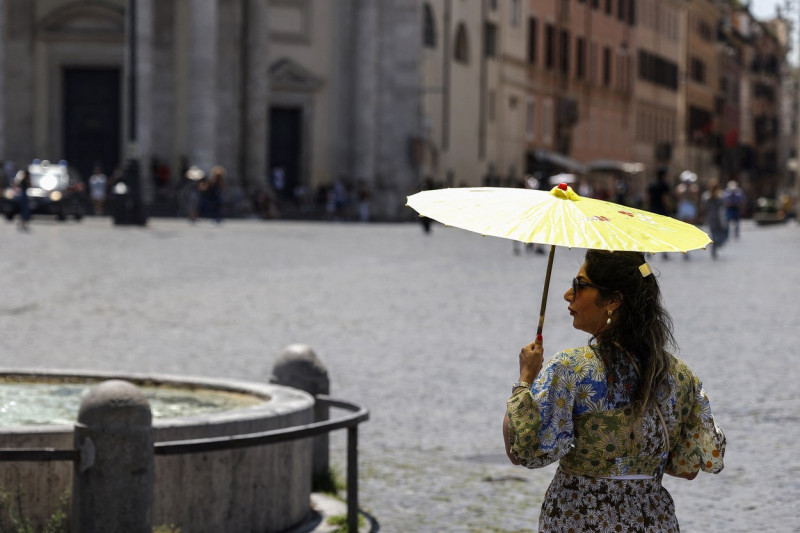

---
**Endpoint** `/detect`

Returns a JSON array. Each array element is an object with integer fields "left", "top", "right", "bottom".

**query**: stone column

[
  {"left": 375, "top": 0, "right": 421, "bottom": 219},
  {"left": 0, "top": 0, "right": 5, "bottom": 160},
  {"left": 136, "top": 0, "right": 155, "bottom": 203},
  {"left": 241, "top": 0, "right": 269, "bottom": 191},
  {"left": 3, "top": 0, "right": 34, "bottom": 166},
  {"left": 270, "top": 344, "right": 330, "bottom": 484},
  {"left": 352, "top": 0, "right": 378, "bottom": 186},
  {"left": 72, "top": 380, "right": 154, "bottom": 533},
  {"left": 188, "top": 0, "right": 218, "bottom": 171}
]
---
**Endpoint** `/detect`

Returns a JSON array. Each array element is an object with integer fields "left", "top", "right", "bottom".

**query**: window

[
  {"left": 616, "top": 46, "right": 629, "bottom": 91},
  {"left": 592, "top": 0, "right": 599, "bottom": 8},
  {"left": 689, "top": 105, "right": 713, "bottom": 143},
  {"left": 690, "top": 57, "right": 706, "bottom": 84},
  {"left": 605, "top": 0, "right": 613, "bottom": 15},
  {"left": 528, "top": 17, "right": 538, "bottom": 64},
  {"left": 638, "top": 49, "right": 678, "bottom": 90},
  {"left": 454, "top": 23, "right": 469, "bottom": 63},
  {"left": 526, "top": 100, "right": 536, "bottom": 139},
  {"left": 484, "top": 22, "right": 497, "bottom": 57},
  {"left": 423, "top": 3, "right": 436, "bottom": 48},
  {"left": 576, "top": 36, "right": 586, "bottom": 79},
  {"left": 543, "top": 99, "right": 554, "bottom": 143},
  {"left": 603, "top": 46, "right": 611, "bottom": 86},
  {"left": 510, "top": 0, "right": 521, "bottom": 27},
  {"left": 545, "top": 24, "right": 555, "bottom": 69},
  {"left": 560, "top": 30, "right": 570, "bottom": 75},
  {"left": 618, "top": 0, "right": 626, "bottom": 21}
]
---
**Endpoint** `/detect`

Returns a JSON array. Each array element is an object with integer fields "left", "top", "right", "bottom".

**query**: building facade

[
  {"left": 0, "top": 0, "right": 422, "bottom": 220},
  {"left": 0, "top": 0, "right": 792, "bottom": 220}
]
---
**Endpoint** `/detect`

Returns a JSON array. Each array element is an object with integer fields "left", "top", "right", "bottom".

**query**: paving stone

[{"left": 1, "top": 217, "right": 797, "bottom": 532}]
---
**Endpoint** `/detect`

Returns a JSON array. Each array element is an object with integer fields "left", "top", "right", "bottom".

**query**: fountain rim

[{"left": 0, "top": 368, "right": 315, "bottom": 432}]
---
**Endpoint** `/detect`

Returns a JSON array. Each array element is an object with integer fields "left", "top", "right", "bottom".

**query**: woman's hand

[{"left": 518, "top": 334, "right": 544, "bottom": 384}]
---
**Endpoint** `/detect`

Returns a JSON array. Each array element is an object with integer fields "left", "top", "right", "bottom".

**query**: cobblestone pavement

[{"left": 2, "top": 216, "right": 798, "bottom": 532}]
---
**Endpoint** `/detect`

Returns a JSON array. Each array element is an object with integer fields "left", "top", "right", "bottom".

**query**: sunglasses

[{"left": 572, "top": 277, "right": 613, "bottom": 295}]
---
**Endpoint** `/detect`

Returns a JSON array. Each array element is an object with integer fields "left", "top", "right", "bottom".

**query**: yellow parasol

[{"left": 406, "top": 183, "right": 711, "bottom": 334}]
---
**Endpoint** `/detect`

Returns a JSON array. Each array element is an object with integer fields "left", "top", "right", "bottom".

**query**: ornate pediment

[
  {"left": 38, "top": 2, "right": 125, "bottom": 43},
  {"left": 269, "top": 58, "right": 323, "bottom": 93}
]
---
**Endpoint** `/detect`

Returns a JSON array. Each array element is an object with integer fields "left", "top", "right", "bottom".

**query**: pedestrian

[
  {"left": 503, "top": 249, "right": 726, "bottom": 532},
  {"left": 647, "top": 168, "right": 675, "bottom": 259},
  {"left": 723, "top": 180, "right": 745, "bottom": 240},
  {"left": 357, "top": 181, "right": 371, "bottom": 222},
  {"left": 675, "top": 171, "right": 699, "bottom": 225},
  {"left": 14, "top": 169, "right": 32, "bottom": 232},
  {"left": 647, "top": 167, "right": 673, "bottom": 216},
  {"left": 182, "top": 165, "right": 204, "bottom": 223},
  {"left": 419, "top": 177, "right": 436, "bottom": 234},
  {"left": 271, "top": 166, "right": 286, "bottom": 197},
  {"left": 613, "top": 177, "right": 629, "bottom": 206},
  {"left": 199, "top": 165, "right": 225, "bottom": 223},
  {"left": 702, "top": 178, "right": 728, "bottom": 259},
  {"left": 88, "top": 165, "right": 108, "bottom": 215}
]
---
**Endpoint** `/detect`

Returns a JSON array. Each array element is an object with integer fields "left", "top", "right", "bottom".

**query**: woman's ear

[{"left": 606, "top": 292, "right": 623, "bottom": 312}]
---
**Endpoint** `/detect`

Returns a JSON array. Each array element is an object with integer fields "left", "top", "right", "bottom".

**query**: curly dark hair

[{"left": 583, "top": 249, "right": 676, "bottom": 414}]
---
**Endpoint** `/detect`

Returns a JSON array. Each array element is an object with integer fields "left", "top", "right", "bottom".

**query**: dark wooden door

[
  {"left": 268, "top": 107, "right": 302, "bottom": 198},
  {"left": 63, "top": 68, "right": 121, "bottom": 180}
]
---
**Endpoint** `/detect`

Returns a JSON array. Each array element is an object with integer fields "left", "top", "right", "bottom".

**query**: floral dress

[{"left": 506, "top": 346, "right": 726, "bottom": 532}]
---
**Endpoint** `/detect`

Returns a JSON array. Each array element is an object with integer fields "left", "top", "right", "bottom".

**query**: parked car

[
  {"left": 1, "top": 160, "right": 85, "bottom": 222},
  {"left": 752, "top": 196, "right": 786, "bottom": 226}
]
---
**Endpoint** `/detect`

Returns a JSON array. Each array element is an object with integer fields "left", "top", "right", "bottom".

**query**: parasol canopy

[{"left": 406, "top": 183, "right": 711, "bottom": 334}]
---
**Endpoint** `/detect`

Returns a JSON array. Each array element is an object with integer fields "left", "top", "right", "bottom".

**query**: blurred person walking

[
  {"left": 88, "top": 164, "right": 108, "bottom": 215},
  {"left": 723, "top": 180, "right": 745, "bottom": 240},
  {"left": 647, "top": 168, "right": 673, "bottom": 216},
  {"left": 199, "top": 165, "right": 225, "bottom": 224},
  {"left": 181, "top": 166, "right": 204, "bottom": 223},
  {"left": 14, "top": 169, "right": 32, "bottom": 231},
  {"left": 702, "top": 178, "right": 728, "bottom": 259}
]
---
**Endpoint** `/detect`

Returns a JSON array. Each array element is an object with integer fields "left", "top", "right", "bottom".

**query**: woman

[
  {"left": 702, "top": 179, "right": 728, "bottom": 259},
  {"left": 503, "top": 250, "right": 725, "bottom": 532}
]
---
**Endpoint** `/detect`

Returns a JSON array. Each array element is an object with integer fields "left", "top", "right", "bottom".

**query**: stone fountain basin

[{"left": 0, "top": 369, "right": 315, "bottom": 533}]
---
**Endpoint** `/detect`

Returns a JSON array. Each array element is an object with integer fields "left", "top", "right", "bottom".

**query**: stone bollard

[
  {"left": 72, "top": 380, "right": 154, "bottom": 533},
  {"left": 270, "top": 344, "right": 330, "bottom": 482}
]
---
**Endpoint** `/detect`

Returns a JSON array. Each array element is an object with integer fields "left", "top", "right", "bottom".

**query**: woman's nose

[{"left": 564, "top": 287, "right": 573, "bottom": 302}]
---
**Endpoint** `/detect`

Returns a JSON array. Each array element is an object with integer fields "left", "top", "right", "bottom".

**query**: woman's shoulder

[
  {"left": 665, "top": 354, "right": 704, "bottom": 391},
  {"left": 667, "top": 354, "right": 697, "bottom": 376},
  {"left": 548, "top": 346, "right": 602, "bottom": 371}
]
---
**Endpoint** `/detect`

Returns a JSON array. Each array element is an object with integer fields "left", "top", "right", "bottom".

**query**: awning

[
  {"left": 531, "top": 150, "right": 588, "bottom": 175},
  {"left": 586, "top": 159, "right": 645, "bottom": 174}
]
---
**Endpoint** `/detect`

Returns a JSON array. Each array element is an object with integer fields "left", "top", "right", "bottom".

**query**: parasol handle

[{"left": 537, "top": 245, "right": 557, "bottom": 336}]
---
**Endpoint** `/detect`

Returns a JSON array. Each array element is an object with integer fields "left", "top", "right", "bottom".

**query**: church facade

[{"left": 0, "top": 0, "right": 422, "bottom": 220}]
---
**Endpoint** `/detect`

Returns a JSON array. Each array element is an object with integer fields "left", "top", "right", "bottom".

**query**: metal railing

[{"left": 0, "top": 395, "right": 369, "bottom": 532}]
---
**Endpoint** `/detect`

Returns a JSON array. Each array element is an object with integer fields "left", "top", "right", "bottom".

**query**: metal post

[{"left": 347, "top": 425, "right": 359, "bottom": 533}]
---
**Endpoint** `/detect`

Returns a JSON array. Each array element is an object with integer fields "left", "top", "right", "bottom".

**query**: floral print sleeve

[
  {"left": 506, "top": 350, "right": 581, "bottom": 468},
  {"left": 666, "top": 368, "right": 726, "bottom": 476}
]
